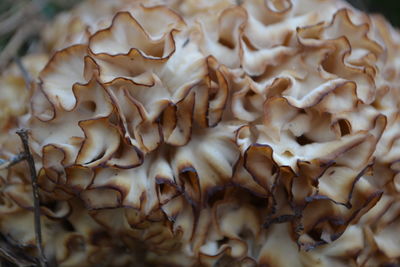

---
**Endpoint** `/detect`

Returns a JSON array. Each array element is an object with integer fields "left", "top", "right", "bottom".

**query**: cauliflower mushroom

[{"left": 1, "top": 0, "right": 400, "bottom": 266}]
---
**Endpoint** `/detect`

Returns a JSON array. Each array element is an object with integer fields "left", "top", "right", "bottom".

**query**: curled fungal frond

[{"left": 1, "top": 0, "right": 400, "bottom": 266}]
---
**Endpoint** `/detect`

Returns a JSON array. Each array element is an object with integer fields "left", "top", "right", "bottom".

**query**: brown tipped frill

[{"left": 1, "top": 0, "right": 400, "bottom": 266}]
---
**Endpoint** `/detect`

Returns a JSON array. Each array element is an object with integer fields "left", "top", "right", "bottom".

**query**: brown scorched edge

[{"left": 1, "top": 0, "right": 400, "bottom": 266}]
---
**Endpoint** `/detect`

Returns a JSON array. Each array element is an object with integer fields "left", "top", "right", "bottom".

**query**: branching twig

[
  {"left": 0, "top": 153, "right": 27, "bottom": 169},
  {"left": 16, "top": 129, "right": 48, "bottom": 267}
]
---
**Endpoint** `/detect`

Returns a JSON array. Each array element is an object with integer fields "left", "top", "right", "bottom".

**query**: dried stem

[
  {"left": 0, "top": 153, "right": 27, "bottom": 169},
  {"left": 14, "top": 56, "right": 32, "bottom": 89},
  {"left": 16, "top": 129, "right": 48, "bottom": 267}
]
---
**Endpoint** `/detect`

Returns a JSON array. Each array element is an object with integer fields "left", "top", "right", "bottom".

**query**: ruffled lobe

[{"left": 9, "top": 0, "right": 400, "bottom": 265}]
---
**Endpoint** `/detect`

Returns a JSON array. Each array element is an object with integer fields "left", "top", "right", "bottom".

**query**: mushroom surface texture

[{"left": 1, "top": 0, "right": 400, "bottom": 266}]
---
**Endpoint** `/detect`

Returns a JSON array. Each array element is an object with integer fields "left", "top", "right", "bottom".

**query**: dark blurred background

[{"left": 347, "top": 0, "right": 400, "bottom": 26}]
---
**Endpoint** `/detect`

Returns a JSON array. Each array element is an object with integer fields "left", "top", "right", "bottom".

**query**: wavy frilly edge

[{"left": 1, "top": 0, "right": 400, "bottom": 265}]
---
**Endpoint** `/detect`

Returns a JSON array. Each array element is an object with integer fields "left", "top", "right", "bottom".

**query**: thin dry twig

[
  {"left": 16, "top": 129, "right": 48, "bottom": 267},
  {"left": 0, "top": 153, "right": 27, "bottom": 169},
  {"left": 14, "top": 56, "right": 33, "bottom": 89}
]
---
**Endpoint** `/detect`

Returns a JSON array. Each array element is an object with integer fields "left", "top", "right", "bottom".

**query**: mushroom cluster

[{"left": 1, "top": 0, "right": 400, "bottom": 266}]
